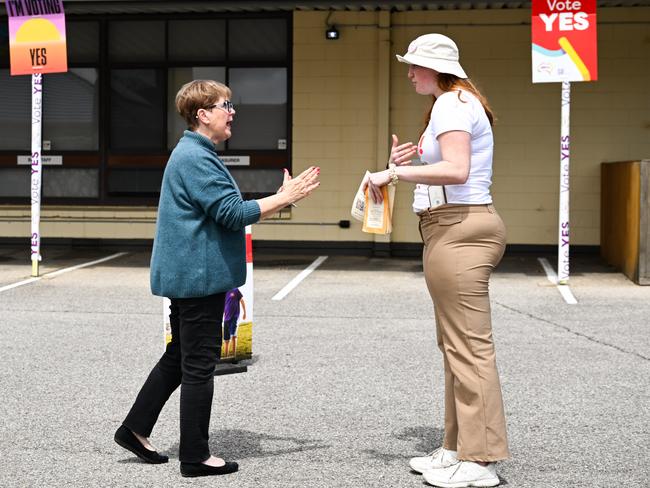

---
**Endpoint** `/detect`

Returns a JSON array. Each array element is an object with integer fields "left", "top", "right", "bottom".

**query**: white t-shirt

[{"left": 412, "top": 89, "right": 494, "bottom": 213}]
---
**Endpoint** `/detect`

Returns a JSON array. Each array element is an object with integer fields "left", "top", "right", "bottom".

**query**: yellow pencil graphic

[{"left": 559, "top": 36, "right": 591, "bottom": 81}]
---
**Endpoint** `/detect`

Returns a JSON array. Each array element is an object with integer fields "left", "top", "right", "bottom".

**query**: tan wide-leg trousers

[{"left": 419, "top": 203, "right": 510, "bottom": 462}]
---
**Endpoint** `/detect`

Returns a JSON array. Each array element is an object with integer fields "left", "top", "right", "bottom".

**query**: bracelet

[{"left": 388, "top": 165, "right": 399, "bottom": 186}]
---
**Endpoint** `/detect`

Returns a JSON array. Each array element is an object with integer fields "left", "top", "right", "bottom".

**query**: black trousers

[{"left": 123, "top": 292, "right": 225, "bottom": 463}]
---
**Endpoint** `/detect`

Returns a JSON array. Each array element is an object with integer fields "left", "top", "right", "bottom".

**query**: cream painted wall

[
  {"left": 1, "top": 8, "right": 648, "bottom": 245},
  {"left": 253, "top": 11, "right": 383, "bottom": 243},
  {"left": 0, "top": 206, "right": 157, "bottom": 239}
]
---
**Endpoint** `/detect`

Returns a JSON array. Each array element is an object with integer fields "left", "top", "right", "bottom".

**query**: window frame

[{"left": 0, "top": 12, "right": 293, "bottom": 205}]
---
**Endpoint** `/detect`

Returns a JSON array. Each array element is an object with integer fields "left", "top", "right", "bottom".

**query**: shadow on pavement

[
  {"left": 394, "top": 426, "right": 444, "bottom": 454},
  {"left": 164, "top": 428, "right": 328, "bottom": 461}
]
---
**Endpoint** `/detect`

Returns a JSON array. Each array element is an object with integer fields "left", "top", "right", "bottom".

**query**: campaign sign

[
  {"left": 4, "top": 0, "right": 67, "bottom": 75},
  {"left": 532, "top": 0, "right": 597, "bottom": 83},
  {"left": 163, "top": 226, "right": 255, "bottom": 365}
]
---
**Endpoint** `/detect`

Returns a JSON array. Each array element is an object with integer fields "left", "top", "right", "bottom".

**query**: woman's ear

[{"left": 195, "top": 108, "right": 206, "bottom": 124}]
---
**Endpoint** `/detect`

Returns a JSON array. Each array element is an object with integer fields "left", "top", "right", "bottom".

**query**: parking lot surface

[{"left": 0, "top": 246, "right": 648, "bottom": 487}]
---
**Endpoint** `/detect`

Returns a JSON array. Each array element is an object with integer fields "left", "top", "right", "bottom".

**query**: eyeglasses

[{"left": 206, "top": 100, "right": 234, "bottom": 114}]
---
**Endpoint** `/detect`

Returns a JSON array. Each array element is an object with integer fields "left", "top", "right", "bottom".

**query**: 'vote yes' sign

[
  {"left": 532, "top": 0, "right": 597, "bottom": 83},
  {"left": 4, "top": 0, "right": 67, "bottom": 76}
]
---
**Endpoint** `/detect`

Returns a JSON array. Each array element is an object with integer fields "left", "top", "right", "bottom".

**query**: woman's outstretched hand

[
  {"left": 389, "top": 134, "right": 417, "bottom": 166},
  {"left": 278, "top": 166, "right": 320, "bottom": 205},
  {"left": 258, "top": 166, "right": 320, "bottom": 220}
]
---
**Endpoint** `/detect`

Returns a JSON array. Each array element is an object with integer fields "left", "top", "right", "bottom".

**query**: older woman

[
  {"left": 114, "top": 80, "right": 319, "bottom": 478},
  {"left": 366, "top": 34, "right": 509, "bottom": 487}
]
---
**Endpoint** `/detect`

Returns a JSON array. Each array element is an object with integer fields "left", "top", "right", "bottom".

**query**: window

[
  {"left": 0, "top": 169, "right": 28, "bottom": 197},
  {"left": 109, "top": 21, "right": 165, "bottom": 62},
  {"left": 67, "top": 21, "right": 100, "bottom": 64},
  {"left": 0, "top": 68, "right": 99, "bottom": 152},
  {"left": 0, "top": 168, "right": 99, "bottom": 198},
  {"left": 110, "top": 69, "right": 165, "bottom": 151},
  {"left": 111, "top": 16, "right": 290, "bottom": 199},
  {"left": 0, "top": 15, "right": 291, "bottom": 203},
  {"left": 168, "top": 20, "right": 226, "bottom": 62},
  {"left": 44, "top": 169, "right": 99, "bottom": 198},
  {"left": 228, "top": 68, "right": 287, "bottom": 150},
  {"left": 0, "top": 23, "right": 9, "bottom": 66},
  {"left": 0, "top": 70, "right": 30, "bottom": 151},
  {"left": 44, "top": 69, "right": 99, "bottom": 151},
  {"left": 0, "top": 20, "right": 101, "bottom": 200},
  {"left": 228, "top": 19, "right": 287, "bottom": 62},
  {"left": 0, "top": 67, "right": 100, "bottom": 198},
  {"left": 108, "top": 169, "right": 163, "bottom": 196},
  {"left": 229, "top": 168, "right": 284, "bottom": 195}
]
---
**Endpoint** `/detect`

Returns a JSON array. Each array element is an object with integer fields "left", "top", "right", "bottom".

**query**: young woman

[{"left": 366, "top": 34, "right": 510, "bottom": 488}]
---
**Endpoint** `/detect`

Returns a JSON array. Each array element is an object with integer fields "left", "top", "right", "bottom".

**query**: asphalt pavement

[{"left": 0, "top": 246, "right": 648, "bottom": 488}]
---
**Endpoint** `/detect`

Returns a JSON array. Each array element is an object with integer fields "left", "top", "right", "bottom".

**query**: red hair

[{"left": 422, "top": 74, "right": 494, "bottom": 133}]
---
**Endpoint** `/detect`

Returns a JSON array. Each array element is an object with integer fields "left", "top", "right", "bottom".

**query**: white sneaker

[
  {"left": 423, "top": 461, "right": 500, "bottom": 488},
  {"left": 409, "top": 447, "right": 458, "bottom": 473}
]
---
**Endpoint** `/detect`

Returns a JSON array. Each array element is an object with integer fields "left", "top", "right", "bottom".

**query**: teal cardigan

[{"left": 150, "top": 131, "right": 261, "bottom": 298}]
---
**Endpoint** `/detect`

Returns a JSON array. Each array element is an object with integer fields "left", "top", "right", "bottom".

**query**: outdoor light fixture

[{"left": 325, "top": 25, "right": 339, "bottom": 40}]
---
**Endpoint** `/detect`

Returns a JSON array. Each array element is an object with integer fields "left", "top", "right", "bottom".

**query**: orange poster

[{"left": 5, "top": 0, "right": 67, "bottom": 76}]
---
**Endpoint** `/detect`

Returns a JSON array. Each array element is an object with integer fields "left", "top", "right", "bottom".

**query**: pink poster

[{"left": 5, "top": 0, "right": 67, "bottom": 76}]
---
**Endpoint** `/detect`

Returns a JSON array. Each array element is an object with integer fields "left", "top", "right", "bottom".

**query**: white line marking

[
  {"left": 0, "top": 277, "right": 40, "bottom": 293},
  {"left": 272, "top": 255, "right": 328, "bottom": 301},
  {"left": 557, "top": 284, "right": 578, "bottom": 304},
  {"left": 537, "top": 257, "right": 558, "bottom": 284},
  {"left": 45, "top": 252, "right": 128, "bottom": 278},
  {"left": 537, "top": 257, "right": 578, "bottom": 304},
  {"left": 0, "top": 252, "right": 128, "bottom": 293}
]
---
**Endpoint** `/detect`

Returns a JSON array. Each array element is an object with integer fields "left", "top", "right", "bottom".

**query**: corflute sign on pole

[
  {"left": 532, "top": 0, "right": 597, "bottom": 285},
  {"left": 4, "top": 0, "right": 68, "bottom": 277},
  {"left": 163, "top": 226, "right": 255, "bottom": 375},
  {"left": 532, "top": 0, "right": 597, "bottom": 83}
]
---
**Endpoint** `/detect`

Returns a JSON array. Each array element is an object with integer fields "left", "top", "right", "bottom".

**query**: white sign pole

[
  {"left": 31, "top": 73, "right": 43, "bottom": 277},
  {"left": 163, "top": 297, "right": 171, "bottom": 351},
  {"left": 558, "top": 81, "right": 571, "bottom": 284}
]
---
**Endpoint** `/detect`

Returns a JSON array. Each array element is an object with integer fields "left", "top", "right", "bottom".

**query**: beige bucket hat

[{"left": 396, "top": 33, "right": 468, "bottom": 79}]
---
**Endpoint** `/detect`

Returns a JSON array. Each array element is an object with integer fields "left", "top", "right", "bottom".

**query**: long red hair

[{"left": 422, "top": 74, "right": 494, "bottom": 133}]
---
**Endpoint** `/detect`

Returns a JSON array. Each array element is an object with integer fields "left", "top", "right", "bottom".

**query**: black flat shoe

[
  {"left": 114, "top": 425, "right": 169, "bottom": 464},
  {"left": 180, "top": 461, "right": 239, "bottom": 477}
]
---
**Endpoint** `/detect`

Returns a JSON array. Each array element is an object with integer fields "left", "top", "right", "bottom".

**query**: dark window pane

[
  {"left": 169, "top": 20, "right": 225, "bottom": 62},
  {"left": 228, "top": 19, "right": 287, "bottom": 62},
  {"left": 67, "top": 22, "right": 99, "bottom": 63},
  {"left": 109, "top": 21, "right": 165, "bottom": 62},
  {"left": 44, "top": 69, "right": 99, "bottom": 151},
  {"left": 167, "top": 67, "right": 226, "bottom": 150},
  {"left": 229, "top": 168, "right": 283, "bottom": 194},
  {"left": 0, "top": 168, "right": 98, "bottom": 198},
  {"left": 0, "top": 70, "right": 29, "bottom": 150},
  {"left": 228, "top": 68, "right": 287, "bottom": 150},
  {"left": 0, "top": 23, "right": 9, "bottom": 66},
  {"left": 108, "top": 169, "right": 163, "bottom": 195},
  {"left": 110, "top": 69, "right": 165, "bottom": 151},
  {"left": 0, "top": 168, "right": 28, "bottom": 197},
  {"left": 43, "top": 169, "right": 99, "bottom": 197},
  {"left": 0, "top": 69, "right": 99, "bottom": 151}
]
